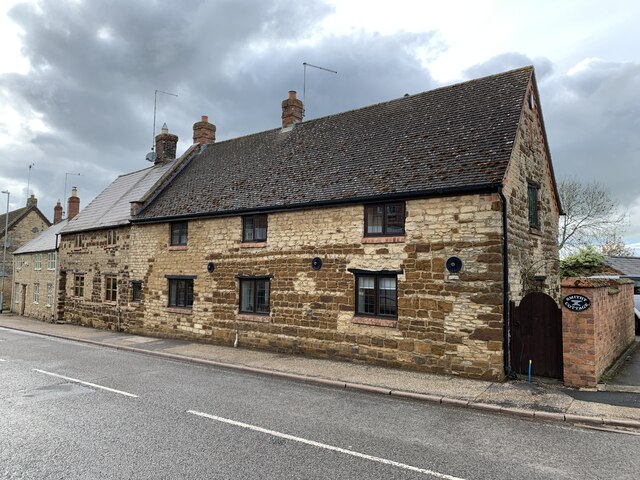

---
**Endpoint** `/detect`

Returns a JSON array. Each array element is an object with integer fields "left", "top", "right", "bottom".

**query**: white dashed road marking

[
  {"left": 187, "top": 410, "right": 467, "bottom": 480},
  {"left": 33, "top": 368, "right": 138, "bottom": 398}
]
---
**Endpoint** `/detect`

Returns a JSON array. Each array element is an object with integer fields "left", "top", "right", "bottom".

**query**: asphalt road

[{"left": 1, "top": 328, "right": 639, "bottom": 480}]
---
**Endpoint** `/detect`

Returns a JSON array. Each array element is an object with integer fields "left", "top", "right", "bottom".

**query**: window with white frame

[
  {"left": 33, "top": 283, "right": 40, "bottom": 303},
  {"left": 34, "top": 254, "right": 42, "bottom": 270},
  {"left": 47, "top": 252, "right": 56, "bottom": 270},
  {"left": 46, "top": 283, "right": 53, "bottom": 306}
]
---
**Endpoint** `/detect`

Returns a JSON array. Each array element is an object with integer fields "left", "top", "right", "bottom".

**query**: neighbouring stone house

[
  {"left": 11, "top": 195, "right": 79, "bottom": 321},
  {"left": 117, "top": 66, "right": 559, "bottom": 380},
  {"left": 0, "top": 195, "right": 51, "bottom": 311},
  {"left": 56, "top": 126, "right": 202, "bottom": 327}
]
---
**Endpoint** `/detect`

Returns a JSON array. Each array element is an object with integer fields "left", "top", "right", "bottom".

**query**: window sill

[
  {"left": 104, "top": 301, "right": 117, "bottom": 305},
  {"left": 237, "top": 313, "right": 270, "bottom": 323},
  {"left": 168, "top": 245, "right": 188, "bottom": 251},
  {"left": 529, "top": 226, "right": 542, "bottom": 236},
  {"left": 166, "top": 306, "right": 193, "bottom": 314},
  {"left": 361, "top": 236, "right": 405, "bottom": 244},
  {"left": 240, "top": 242, "right": 268, "bottom": 248},
  {"left": 351, "top": 316, "right": 398, "bottom": 328}
]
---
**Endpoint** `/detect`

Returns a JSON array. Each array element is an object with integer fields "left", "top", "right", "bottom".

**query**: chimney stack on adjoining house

[
  {"left": 193, "top": 115, "right": 216, "bottom": 144},
  {"left": 26, "top": 194, "right": 37, "bottom": 208},
  {"left": 154, "top": 123, "right": 178, "bottom": 164},
  {"left": 53, "top": 200, "right": 63, "bottom": 224},
  {"left": 67, "top": 187, "right": 80, "bottom": 221},
  {"left": 281, "top": 90, "right": 303, "bottom": 128}
]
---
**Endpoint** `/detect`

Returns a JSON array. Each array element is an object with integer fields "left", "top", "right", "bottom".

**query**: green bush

[{"left": 560, "top": 247, "right": 604, "bottom": 278}]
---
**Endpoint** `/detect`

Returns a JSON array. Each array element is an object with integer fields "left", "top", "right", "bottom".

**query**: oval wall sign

[{"left": 563, "top": 294, "right": 591, "bottom": 312}]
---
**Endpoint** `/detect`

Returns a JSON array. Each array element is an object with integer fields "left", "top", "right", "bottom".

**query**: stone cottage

[
  {"left": 11, "top": 193, "right": 80, "bottom": 321},
  {"left": 112, "top": 66, "right": 559, "bottom": 380},
  {"left": 56, "top": 126, "right": 202, "bottom": 327},
  {"left": 0, "top": 195, "right": 51, "bottom": 311}
]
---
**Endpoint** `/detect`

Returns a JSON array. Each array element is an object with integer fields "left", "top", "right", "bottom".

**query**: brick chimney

[
  {"left": 281, "top": 90, "right": 303, "bottom": 128},
  {"left": 193, "top": 115, "right": 216, "bottom": 144},
  {"left": 67, "top": 187, "right": 80, "bottom": 221},
  {"left": 26, "top": 194, "right": 37, "bottom": 208},
  {"left": 53, "top": 200, "right": 63, "bottom": 224},
  {"left": 155, "top": 123, "right": 178, "bottom": 164}
]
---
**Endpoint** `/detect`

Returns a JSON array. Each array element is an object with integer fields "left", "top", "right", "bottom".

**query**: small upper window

[
  {"left": 47, "top": 252, "right": 56, "bottom": 270},
  {"left": 242, "top": 215, "right": 268, "bottom": 243},
  {"left": 356, "top": 274, "right": 397, "bottom": 318},
  {"left": 170, "top": 222, "right": 188, "bottom": 246},
  {"left": 365, "top": 202, "right": 405, "bottom": 236},
  {"left": 75, "top": 234, "right": 83, "bottom": 248},
  {"left": 107, "top": 229, "right": 116, "bottom": 245},
  {"left": 105, "top": 276, "right": 117, "bottom": 303},
  {"left": 528, "top": 93, "right": 534, "bottom": 110},
  {"left": 34, "top": 254, "right": 42, "bottom": 270},
  {"left": 527, "top": 181, "right": 540, "bottom": 228}
]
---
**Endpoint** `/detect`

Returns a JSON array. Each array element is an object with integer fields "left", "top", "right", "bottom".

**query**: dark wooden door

[{"left": 510, "top": 292, "right": 563, "bottom": 379}]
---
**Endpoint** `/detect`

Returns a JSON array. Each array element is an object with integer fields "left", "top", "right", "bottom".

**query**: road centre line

[
  {"left": 187, "top": 410, "right": 467, "bottom": 480},
  {"left": 32, "top": 368, "right": 138, "bottom": 398}
]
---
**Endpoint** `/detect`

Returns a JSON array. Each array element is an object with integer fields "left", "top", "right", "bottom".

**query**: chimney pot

[
  {"left": 53, "top": 200, "right": 63, "bottom": 224},
  {"left": 26, "top": 194, "right": 37, "bottom": 208},
  {"left": 281, "top": 90, "right": 303, "bottom": 128},
  {"left": 67, "top": 187, "right": 80, "bottom": 221},
  {"left": 193, "top": 115, "right": 216, "bottom": 145},
  {"left": 155, "top": 124, "right": 178, "bottom": 164}
]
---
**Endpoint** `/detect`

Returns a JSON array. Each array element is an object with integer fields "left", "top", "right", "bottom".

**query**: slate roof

[
  {"left": 14, "top": 220, "right": 68, "bottom": 254},
  {"left": 136, "top": 67, "right": 535, "bottom": 222},
  {"left": 603, "top": 257, "right": 640, "bottom": 277},
  {"left": 61, "top": 160, "right": 176, "bottom": 234}
]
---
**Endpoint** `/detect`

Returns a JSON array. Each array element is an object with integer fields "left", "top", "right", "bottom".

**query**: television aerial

[{"left": 146, "top": 89, "right": 178, "bottom": 162}]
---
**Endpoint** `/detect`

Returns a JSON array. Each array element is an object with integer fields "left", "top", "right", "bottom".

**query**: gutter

[{"left": 498, "top": 187, "right": 512, "bottom": 378}]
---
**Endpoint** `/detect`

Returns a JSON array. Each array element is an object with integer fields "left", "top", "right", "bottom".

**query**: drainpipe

[{"left": 498, "top": 187, "right": 513, "bottom": 378}]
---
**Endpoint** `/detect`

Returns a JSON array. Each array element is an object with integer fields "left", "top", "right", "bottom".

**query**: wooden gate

[{"left": 510, "top": 292, "right": 563, "bottom": 379}]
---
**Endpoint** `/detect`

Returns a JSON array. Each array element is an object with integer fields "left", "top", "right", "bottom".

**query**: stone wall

[
  {"left": 503, "top": 82, "right": 560, "bottom": 305},
  {"left": 58, "top": 226, "right": 131, "bottom": 329},
  {"left": 11, "top": 251, "right": 57, "bottom": 321},
  {"left": 561, "top": 278, "right": 636, "bottom": 388},
  {"left": 1, "top": 210, "right": 50, "bottom": 309},
  {"left": 128, "top": 195, "right": 507, "bottom": 379}
]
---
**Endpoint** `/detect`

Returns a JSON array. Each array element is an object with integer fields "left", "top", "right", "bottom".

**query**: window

[
  {"left": 170, "top": 222, "right": 188, "bottom": 246},
  {"left": 46, "top": 283, "right": 53, "bottom": 306},
  {"left": 239, "top": 278, "right": 270, "bottom": 314},
  {"left": 356, "top": 274, "right": 397, "bottom": 318},
  {"left": 74, "top": 275, "right": 84, "bottom": 297},
  {"left": 242, "top": 215, "right": 268, "bottom": 242},
  {"left": 364, "top": 202, "right": 405, "bottom": 236},
  {"left": 527, "top": 181, "right": 540, "bottom": 228},
  {"left": 105, "top": 276, "right": 117, "bottom": 303},
  {"left": 131, "top": 281, "right": 142, "bottom": 303},
  {"left": 528, "top": 93, "right": 534, "bottom": 109},
  {"left": 107, "top": 229, "right": 116, "bottom": 245},
  {"left": 168, "top": 278, "right": 193, "bottom": 308},
  {"left": 47, "top": 252, "right": 56, "bottom": 270},
  {"left": 75, "top": 234, "right": 83, "bottom": 248},
  {"left": 33, "top": 283, "right": 40, "bottom": 304},
  {"left": 34, "top": 253, "right": 42, "bottom": 270}
]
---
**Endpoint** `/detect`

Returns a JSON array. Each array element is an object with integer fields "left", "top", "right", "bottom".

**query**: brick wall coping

[{"left": 561, "top": 277, "right": 634, "bottom": 289}]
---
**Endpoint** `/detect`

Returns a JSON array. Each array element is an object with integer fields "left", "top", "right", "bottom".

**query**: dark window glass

[
  {"left": 170, "top": 222, "right": 188, "bottom": 246},
  {"left": 239, "top": 278, "right": 270, "bottom": 314},
  {"left": 365, "top": 202, "right": 405, "bottom": 236},
  {"left": 74, "top": 275, "right": 84, "bottom": 297},
  {"left": 132, "top": 282, "right": 142, "bottom": 303},
  {"left": 356, "top": 274, "right": 397, "bottom": 318},
  {"left": 105, "top": 276, "right": 117, "bottom": 302},
  {"left": 168, "top": 278, "right": 193, "bottom": 308},
  {"left": 527, "top": 182, "right": 539, "bottom": 228},
  {"left": 243, "top": 215, "right": 268, "bottom": 242}
]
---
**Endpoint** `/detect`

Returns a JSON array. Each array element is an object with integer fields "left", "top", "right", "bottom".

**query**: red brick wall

[{"left": 561, "top": 278, "right": 635, "bottom": 388}]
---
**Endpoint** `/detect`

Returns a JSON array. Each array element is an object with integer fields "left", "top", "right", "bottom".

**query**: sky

[{"left": 0, "top": 0, "right": 639, "bottom": 253}]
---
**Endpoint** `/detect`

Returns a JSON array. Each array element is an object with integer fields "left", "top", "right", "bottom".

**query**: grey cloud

[
  {"left": 0, "top": 0, "right": 439, "bottom": 218},
  {"left": 464, "top": 52, "right": 555, "bottom": 81}
]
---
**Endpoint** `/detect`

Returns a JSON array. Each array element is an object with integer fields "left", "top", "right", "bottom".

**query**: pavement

[{"left": 2, "top": 313, "right": 640, "bottom": 430}]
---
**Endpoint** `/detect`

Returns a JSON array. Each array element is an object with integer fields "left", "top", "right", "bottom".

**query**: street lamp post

[{"left": 1, "top": 190, "right": 9, "bottom": 313}]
